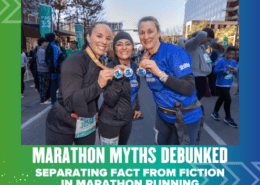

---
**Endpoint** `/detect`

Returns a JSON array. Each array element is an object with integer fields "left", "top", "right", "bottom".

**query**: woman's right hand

[
  {"left": 98, "top": 69, "right": 114, "bottom": 88},
  {"left": 114, "top": 65, "right": 127, "bottom": 73}
]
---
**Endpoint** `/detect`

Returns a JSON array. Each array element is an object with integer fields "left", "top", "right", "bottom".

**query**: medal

[
  {"left": 136, "top": 51, "right": 148, "bottom": 77},
  {"left": 124, "top": 68, "right": 133, "bottom": 77},
  {"left": 114, "top": 69, "right": 123, "bottom": 79},
  {"left": 136, "top": 44, "right": 160, "bottom": 77},
  {"left": 136, "top": 68, "right": 146, "bottom": 77},
  {"left": 86, "top": 46, "right": 122, "bottom": 79}
]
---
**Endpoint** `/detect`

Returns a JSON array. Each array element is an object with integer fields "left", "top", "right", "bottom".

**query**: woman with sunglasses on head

[
  {"left": 46, "top": 22, "right": 114, "bottom": 145},
  {"left": 138, "top": 16, "right": 203, "bottom": 145},
  {"left": 98, "top": 32, "right": 141, "bottom": 145}
]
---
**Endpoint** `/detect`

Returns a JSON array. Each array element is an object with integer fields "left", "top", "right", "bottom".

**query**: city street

[{"left": 21, "top": 77, "right": 239, "bottom": 145}]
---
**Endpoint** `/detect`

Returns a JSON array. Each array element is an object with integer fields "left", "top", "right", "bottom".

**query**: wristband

[{"left": 159, "top": 72, "right": 169, "bottom": 82}]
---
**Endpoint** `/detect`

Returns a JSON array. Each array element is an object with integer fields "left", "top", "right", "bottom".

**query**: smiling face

[
  {"left": 87, "top": 24, "right": 112, "bottom": 59},
  {"left": 225, "top": 50, "right": 236, "bottom": 61},
  {"left": 115, "top": 39, "right": 133, "bottom": 60},
  {"left": 139, "top": 21, "right": 161, "bottom": 53}
]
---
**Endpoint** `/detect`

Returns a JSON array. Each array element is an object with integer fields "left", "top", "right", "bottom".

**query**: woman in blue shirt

[
  {"left": 98, "top": 32, "right": 141, "bottom": 145},
  {"left": 138, "top": 16, "right": 203, "bottom": 145},
  {"left": 211, "top": 46, "right": 238, "bottom": 127}
]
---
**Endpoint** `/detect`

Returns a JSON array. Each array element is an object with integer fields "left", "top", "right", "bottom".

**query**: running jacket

[
  {"left": 98, "top": 57, "right": 141, "bottom": 127},
  {"left": 46, "top": 48, "right": 104, "bottom": 134},
  {"left": 213, "top": 57, "right": 238, "bottom": 87},
  {"left": 145, "top": 42, "right": 202, "bottom": 124},
  {"left": 45, "top": 42, "right": 64, "bottom": 79}
]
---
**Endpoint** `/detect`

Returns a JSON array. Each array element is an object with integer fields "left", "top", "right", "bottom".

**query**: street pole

[{"left": 210, "top": 16, "right": 216, "bottom": 27}]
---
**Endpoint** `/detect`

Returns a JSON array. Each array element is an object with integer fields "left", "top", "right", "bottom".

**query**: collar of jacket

[{"left": 110, "top": 55, "right": 138, "bottom": 72}]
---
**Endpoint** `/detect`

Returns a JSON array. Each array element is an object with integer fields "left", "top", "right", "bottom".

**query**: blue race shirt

[
  {"left": 145, "top": 42, "right": 202, "bottom": 124},
  {"left": 129, "top": 63, "right": 138, "bottom": 105},
  {"left": 213, "top": 58, "right": 238, "bottom": 87}
]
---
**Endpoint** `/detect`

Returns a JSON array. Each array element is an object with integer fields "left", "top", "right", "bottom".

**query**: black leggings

[
  {"left": 45, "top": 127, "right": 96, "bottom": 145},
  {"left": 98, "top": 120, "right": 132, "bottom": 145},
  {"left": 214, "top": 86, "right": 231, "bottom": 118},
  {"left": 195, "top": 76, "right": 206, "bottom": 100},
  {"left": 207, "top": 67, "right": 218, "bottom": 96},
  {"left": 154, "top": 113, "right": 201, "bottom": 145},
  {"left": 21, "top": 67, "right": 25, "bottom": 94}
]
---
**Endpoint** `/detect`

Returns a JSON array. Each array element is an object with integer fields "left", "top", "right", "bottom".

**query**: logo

[{"left": 179, "top": 63, "right": 191, "bottom": 70}]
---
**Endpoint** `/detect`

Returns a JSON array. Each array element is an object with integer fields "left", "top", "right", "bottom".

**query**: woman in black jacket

[
  {"left": 45, "top": 22, "right": 114, "bottom": 145},
  {"left": 98, "top": 32, "right": 142, "bottom": 145}
]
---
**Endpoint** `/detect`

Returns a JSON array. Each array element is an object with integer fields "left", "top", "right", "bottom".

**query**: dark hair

[
  {"left": 37, "top": 37, "right": 48, "bottom": 46},
  {"left": 82, "top": 22, "right": 111, "bottom": 49},
  {"left": 202, "top": 28, "right": 215, "bottom": 39},
  {"left": 225, "top": 46, "right": 237, "bottom": 53},
  {"left": 138, "top": 16, "right": 160, "bottom": 32}
]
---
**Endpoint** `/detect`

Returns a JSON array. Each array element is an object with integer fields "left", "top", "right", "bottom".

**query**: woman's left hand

[
  {"left": 140, "top": 59, "right": 163, "bottom": 77},
  {"left": 133, "top": 111, "right": 141, "bottom": 119}
]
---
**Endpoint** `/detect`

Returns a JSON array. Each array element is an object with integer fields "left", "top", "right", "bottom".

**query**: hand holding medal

[{"left": 137, "top": 51, "right": 149, "bottom": 77}]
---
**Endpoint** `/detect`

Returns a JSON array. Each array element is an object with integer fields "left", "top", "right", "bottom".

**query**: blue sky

[{"left": 103, "top": 0, "right": 185, "bottom": 42}]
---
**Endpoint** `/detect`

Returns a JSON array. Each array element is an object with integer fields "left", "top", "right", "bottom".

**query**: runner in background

[
  {"left": 208, "top": 43, "right": 224, "bottom": 96},
  {"left": 45, "top": 33, "right": 64, "bottom": 105},
  {"left": 106, "top": 46, "right": 114, "bottom": 64},
  {"left": 98, "top": 32, "right": 141, "bottom": 145},
  {"left": 21, "top": 48, "right": 28, "bottom": 99},
  {"left": 65, "top": 40, "right": 79, "bottom": 59},
  {"left": 184, "top": 28, "right": 215, "bottom": 100},
  {"left": 36, "top": 37, "right": 51, "bottom": 104},
  {"left": 45, "top": 22, "right": 114, "bottom": 145},
  {"left": 211, "top": 46, "right": 238, "bottom": 128}
]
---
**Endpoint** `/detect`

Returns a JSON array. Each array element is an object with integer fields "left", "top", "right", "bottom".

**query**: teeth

[{"left": 98, "top": 46, "right": 105, "bottom": 50}]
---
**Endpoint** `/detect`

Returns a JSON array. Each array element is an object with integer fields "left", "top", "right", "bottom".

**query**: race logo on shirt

[
  {"left": 179, "top": 63, "right": 191, "bottom": 70},
  {"left": 146, "top": 73, "right": 156, "bottom": 83},
  {"left": 130, "top": 78, "right": 138, "bottom": 88}
]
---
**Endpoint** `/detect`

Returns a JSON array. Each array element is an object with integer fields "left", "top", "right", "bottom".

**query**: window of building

[{"left": 211, "top": 24, "right": 215, "bottom": 29}]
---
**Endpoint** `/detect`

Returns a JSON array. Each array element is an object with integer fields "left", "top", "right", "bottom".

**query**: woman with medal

[
  {"left": 45, "top": 22, "right": 114, "bottom": 145},
  {"left": 138, "top": 16, "right": 203, "bottom": 145},
  {"left": 98, "top": 32, "right": 141, "bottom": 145}
]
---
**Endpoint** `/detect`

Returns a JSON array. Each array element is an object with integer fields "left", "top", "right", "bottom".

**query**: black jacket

[
  {"left": 46, "top": 49, "right": 104, "bottom": 134},
  {"left": 98, "top": 58, "right": 141, "bottom": 126}
]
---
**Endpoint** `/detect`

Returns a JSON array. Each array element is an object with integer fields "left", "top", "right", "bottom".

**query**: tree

[
  {"left": 186, "top": 20, "right": 207, "bottom": 36},
  {"left": 215, "top": 25, "right": 238, "bottom": 46},
  {"left": 161, "top": 25, "right": 183, "bottom": 43},
  {"left": 21, "top": 0, "right": 52, "bottom": 48},
  {"left": 64, "top": 0, "right": 105, "bottom": 35},
  {"left": 53, "top": 0, "right": 68, "bottom": 36}
]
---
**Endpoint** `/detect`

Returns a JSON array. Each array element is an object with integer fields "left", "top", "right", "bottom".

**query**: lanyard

[
  {"left": 86, "top": 46, "right": 112, "bottom": 71},
  {"left": 139, "top": 43, "right": 160, "bottom": 68}
]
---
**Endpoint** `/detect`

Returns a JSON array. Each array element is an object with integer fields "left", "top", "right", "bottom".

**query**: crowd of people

[{"left": 21, "top": 16, "right": 239, "bottom": 145}]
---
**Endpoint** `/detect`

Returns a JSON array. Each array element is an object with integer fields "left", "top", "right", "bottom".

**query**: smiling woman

[
  {"left": 45, "top": 22, "right": 114, "bottom": 145},
  {"left": 98, "top": 32, "right": 141, "bottom": 145},
  {"left": 138, "top": 16, "right": 204, "bottom": 145}
]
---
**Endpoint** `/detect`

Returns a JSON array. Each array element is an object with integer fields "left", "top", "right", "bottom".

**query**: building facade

[
  {"left": 184, "top": 0, "right": 228, "bottom": 23},
  {"left": 184, "top": 0, "right": 239, "bottom": 23}
]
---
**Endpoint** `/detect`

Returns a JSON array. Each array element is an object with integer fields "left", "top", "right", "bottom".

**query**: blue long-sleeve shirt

[{"left": 213, "top": 58, "right": 238, "bottom": 87}]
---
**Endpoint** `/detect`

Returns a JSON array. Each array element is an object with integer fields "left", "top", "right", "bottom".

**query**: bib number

[
  {"left": 204, "top": 53, "right": 212, "bottom": 63},
  {"left": 75, "top": 116, "right": 96, "bottom": 138},
  {"left": 224, "top": 74, "right": 233, "bottom": 79}
]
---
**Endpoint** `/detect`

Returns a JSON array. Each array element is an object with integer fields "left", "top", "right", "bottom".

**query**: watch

[{"left": 159, "top": 72, "right": 169, "bottom": 82}]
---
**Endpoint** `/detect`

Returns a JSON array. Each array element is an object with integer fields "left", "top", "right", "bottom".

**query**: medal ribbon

[
  {"left": 86, "top": 46, "right": 113, "bottom": 71},
  {"left": 139, "top": 43, "right": 160, "bottom": 68}
]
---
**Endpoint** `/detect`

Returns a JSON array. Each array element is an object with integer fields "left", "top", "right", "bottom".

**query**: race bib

[
  {"left": 204, "top": 53, "right": 212, "bottom": 63},
  {"left": 100, "top": 136, "right": 119, "bottom": 145},
  {"left": 75, "top": 116, "right": 96, "bottom": 138},
  {"left": 224, "top": 74, "right": 233, "bottom": 79}
]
